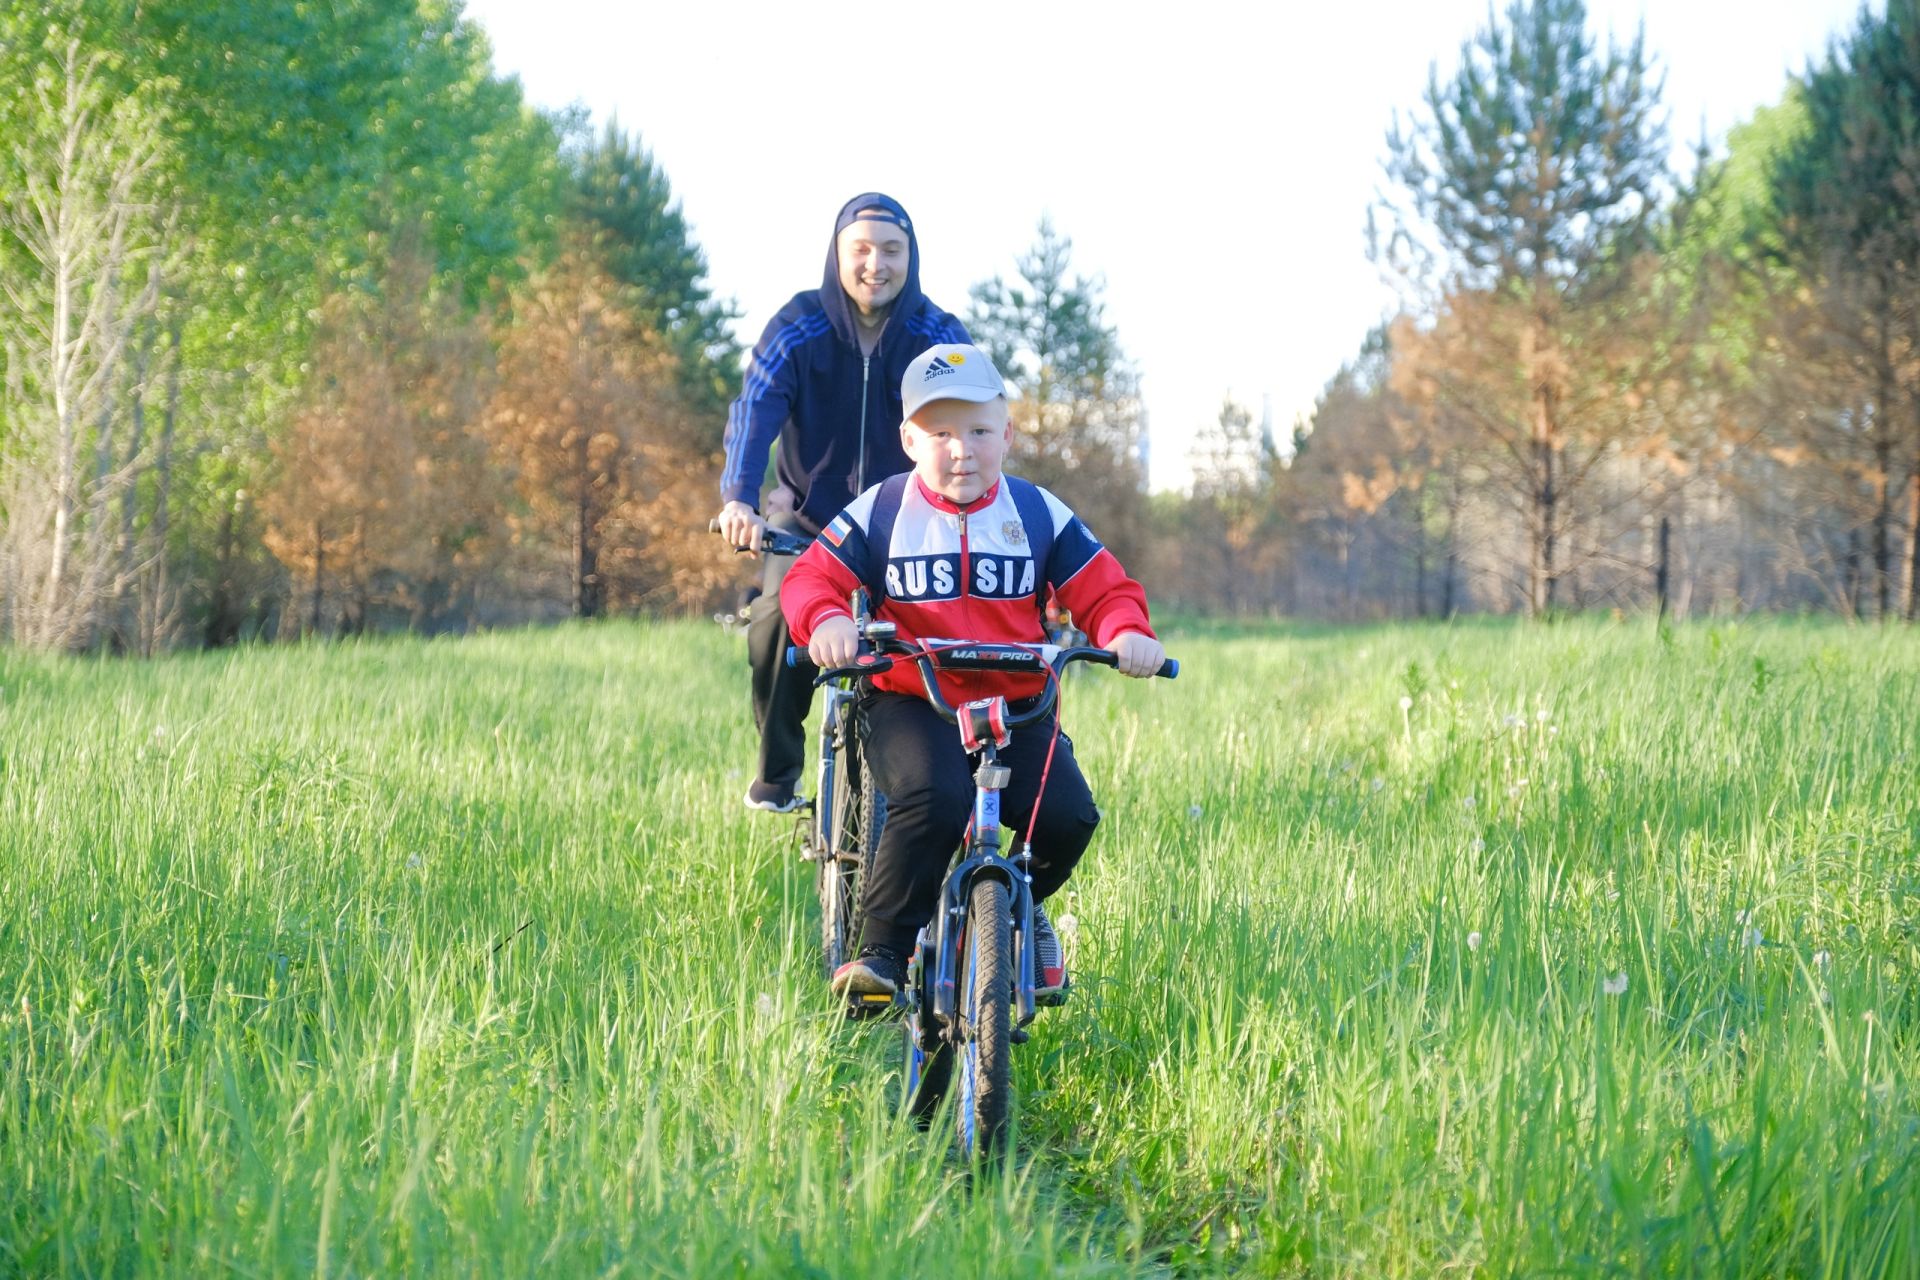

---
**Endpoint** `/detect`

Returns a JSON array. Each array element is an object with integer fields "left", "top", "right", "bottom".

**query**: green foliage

[
  {"left": 1, "top": 617, "right": 1918, "bottom": 1273},
  {"left": 1661, "top": 90, "right": 1811, "bottom": 380}
]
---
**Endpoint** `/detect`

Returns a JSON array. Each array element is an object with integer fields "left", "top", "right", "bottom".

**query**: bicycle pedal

[
  {"left": 845, "top": 991, "right": 899, "bottom": 1020},
  {"left": 1010, "top": 1027, "right": 1029, "bottom": 1045},
  {"left": 1034, "top": 982, "right": 1072, "bottom": 1008}
]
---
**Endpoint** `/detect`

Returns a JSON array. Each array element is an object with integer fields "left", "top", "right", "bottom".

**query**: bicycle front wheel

[{"left": 954, "top": 877, "right": 1014, "bottom": 1159}]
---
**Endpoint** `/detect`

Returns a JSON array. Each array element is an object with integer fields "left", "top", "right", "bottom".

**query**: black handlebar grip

[
  {"left": 1159, "top": 658, "right": 1179, "bottom": 679},
  {"left": 786, "top": 645, "right": 804, "bottom": 668}
]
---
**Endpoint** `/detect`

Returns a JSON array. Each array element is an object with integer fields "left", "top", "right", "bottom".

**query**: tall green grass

[{"left": 1, "top": 616, "right": 1915, "bottom": 1276}]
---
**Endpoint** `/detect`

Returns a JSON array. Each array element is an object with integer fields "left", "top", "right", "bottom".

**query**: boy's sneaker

[
  {"left": 832, "top": 944, "right": 906, "bottom": 998},
  {"left": 1032, "top": 904, "right": 1069, "bottom": 1005},
  {"left": 743, "top": 781, "right": 805, "bottom": 814}
]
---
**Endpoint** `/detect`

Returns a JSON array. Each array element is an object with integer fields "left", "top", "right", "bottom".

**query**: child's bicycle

[
  {"left": 813, "top": 634, "right": 1178, "bottom": 1158},
  {"left": 713, "top": 519, "right": 891, "bottom": 984}
]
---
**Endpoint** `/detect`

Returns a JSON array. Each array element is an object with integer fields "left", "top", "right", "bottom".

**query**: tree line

[
  {"left": 0, "top": 1, "right": 1153, "bottom": 651},
  {"left": 1148, "top": 0, "right": 1920, "bottom": 623},
  {"left": 7, "top": 0, "right": 1914, "bottom": 652}
]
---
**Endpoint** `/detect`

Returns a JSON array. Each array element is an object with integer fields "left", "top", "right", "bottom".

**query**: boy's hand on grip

[
  {"left": 808, "top": 615, "right": 860, "bottom": 669},
  {"left": 1110, "top": 631, "right": 1165, "bottom": 678}
]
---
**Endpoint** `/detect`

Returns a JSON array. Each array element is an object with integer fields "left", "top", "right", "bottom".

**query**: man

[{"left": 716, "top": 192, "right": 970, "bottom": 812}]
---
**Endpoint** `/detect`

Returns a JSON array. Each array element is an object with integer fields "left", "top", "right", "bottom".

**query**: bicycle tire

[
  {"left": 818, "top": 722, "right": 858, "bottom": 979},
  {"left": 955, "top": 877, "right": 1014, "bottom": 1159},
  {"left": 845, "top": 739, "right": 885, "bottom": 943}
]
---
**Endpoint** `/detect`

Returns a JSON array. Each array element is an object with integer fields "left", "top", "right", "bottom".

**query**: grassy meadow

[{"left": 1, "top": 615, "right": 1917, "bottom": 1276}]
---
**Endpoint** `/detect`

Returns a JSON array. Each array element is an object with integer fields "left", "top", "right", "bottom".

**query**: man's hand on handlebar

[
  {"left": 1110, "top": 631, "right": 1166, "bottom": 678},
  {"left": 715, "top": 500, "right": 766, "bottom": 558},
  {"left": 808, "top": 615, "right": 860, "bottom": 669}
]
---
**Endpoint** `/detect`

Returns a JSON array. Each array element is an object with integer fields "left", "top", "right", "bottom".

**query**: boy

[{"left": 781, "top": 343, "right": 1165, "bottom": 999}]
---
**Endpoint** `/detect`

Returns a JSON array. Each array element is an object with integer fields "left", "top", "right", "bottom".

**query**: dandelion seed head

[
  {"left": 1814, "top": 950, "right": 1832, "bottom": 970},
  {"left": 1536, "top": 708, "right": 1550, "bottom": 723},
  {"left": 1603, "top": 972, "right": 1629, "bottom": 996},
  {"left": 1057, "top": 912, "right": 1079, "bottom": 942},
  {"left": 406, "top": 854, "right": 423, "bottom": 870},
  {"left": 1471, "top": 837, "right": 1486, "bottom": 853},
  {"left": 1188, "top": 803, "right": 1204, "bottom": 819},
  {"left": 1399, "top": 695, "right": 1413, "bottom": 711},
  {"left": 1463, "top": 794, "right": 1477, "bottom": 810},
  {"left": 1467, "top": 931, "right": 1482, "bottom": 952},
  {"left": 1743, "top": 926, "right": 1764, "bottom": 948},
  {"left": 1370, "top": 777, "right": 1385, "bottom": 793},
  {"left": 755, "top": 992, "right": 776, "bottom": 1023},
  {"left": 1503, "top": 712, "right": 1525, "bottom": 731}
]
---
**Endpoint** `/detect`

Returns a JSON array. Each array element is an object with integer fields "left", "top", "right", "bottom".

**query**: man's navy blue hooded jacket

[{"left": 719, "top": 192, "right": 970, "bottom": 535}]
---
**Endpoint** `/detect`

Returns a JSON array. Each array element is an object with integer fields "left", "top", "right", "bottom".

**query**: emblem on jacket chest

[{"left": 1003, "top": 520, "right": 1026, "bottom": 546}]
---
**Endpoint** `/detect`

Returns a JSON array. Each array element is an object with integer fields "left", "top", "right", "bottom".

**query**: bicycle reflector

[{"left": 958, "top": 696, "right": 1012, "bottom": 752}]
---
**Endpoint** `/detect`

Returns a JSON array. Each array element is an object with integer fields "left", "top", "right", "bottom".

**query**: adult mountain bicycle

[
  {"left": 715, "top": 520, "right": 891, "bottom": 987},
  {"left": 813, "top": 635, "right": 1177, "bottom": 1158}
]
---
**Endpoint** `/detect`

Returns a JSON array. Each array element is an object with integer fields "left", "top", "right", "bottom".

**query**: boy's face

[
  {"left": 836, "top": 216, "right": 908, "bottom": 317},
  {"left": 902, "top": 396, "right": 1012, "bottom": 505}
]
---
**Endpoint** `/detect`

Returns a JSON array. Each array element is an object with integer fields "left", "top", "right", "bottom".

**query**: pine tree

[
  {"left": 568, "top": 121, "right": 739, "bottom": 427},
  {"left": 967, "top": 219, "right": 1146, "bottom": 561},
  {"left": 1380, "top": 0, "right": 1669, "bottom": 614},
  {"left": 1773, "top": 5, "right": 1920, "bottom": 620}
]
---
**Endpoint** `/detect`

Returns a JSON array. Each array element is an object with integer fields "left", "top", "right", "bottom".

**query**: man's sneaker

[
  {"left": 832, "top": 944, "right": 906, "bottom": 998},
  {"left": 1032, "top": 904, "right": 1069, "bottom": 1005},
  {"left": 743, "top": 781, "right": 806, "bottom": 814}
]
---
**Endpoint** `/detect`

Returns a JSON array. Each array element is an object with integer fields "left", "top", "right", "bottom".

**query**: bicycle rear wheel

[
  {"left": 822, "top": 718, "right": 886, "bottom": 981},
  {"left": 954, "top": 877, "right": 1013, "bottom": 1159},
  {"left": 818, "top": 738, "right": 856, "bottom": 979}
]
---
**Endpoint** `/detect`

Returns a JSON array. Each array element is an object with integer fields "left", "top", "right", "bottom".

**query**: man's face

[
  {"left": 901, "top": 397, "right": 1012, "bottom": 505},
  {"left": 836, "top": 216, "right": 909, "bottom": 317}
]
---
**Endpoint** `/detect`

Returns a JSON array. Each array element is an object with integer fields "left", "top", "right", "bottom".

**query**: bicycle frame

[{"left": 917, "top": 734, "right": 1044, "bottom": 1033}]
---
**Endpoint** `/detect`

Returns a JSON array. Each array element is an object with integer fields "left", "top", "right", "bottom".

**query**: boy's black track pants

[{"left": 857, "top": 689, "right": 1100, "bottom": 954}]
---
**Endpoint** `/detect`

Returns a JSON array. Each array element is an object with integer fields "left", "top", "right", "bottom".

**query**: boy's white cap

[{"left": 900, "top": 343, "right": 1007, "bottom": 421}]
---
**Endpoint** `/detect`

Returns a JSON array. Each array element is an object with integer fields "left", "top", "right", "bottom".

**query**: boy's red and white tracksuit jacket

[{"left": 780, "top": 474, "right": 1155, "bottom": 705}]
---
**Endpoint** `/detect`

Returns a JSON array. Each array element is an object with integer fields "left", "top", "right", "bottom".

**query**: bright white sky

[{"left": 460, "top": 0, "right": 1869, "bottom": 491}]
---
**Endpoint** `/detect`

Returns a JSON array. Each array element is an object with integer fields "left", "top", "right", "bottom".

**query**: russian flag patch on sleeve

[{"left": 821, "top": 514, "right": 852, "bottom": 547}]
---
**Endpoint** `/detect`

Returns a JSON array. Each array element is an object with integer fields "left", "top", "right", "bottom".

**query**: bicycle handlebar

[
  {"left": 795, "top": 636, "right": 1177, "bottom": 728},
  {"left": 708, "top": 517, "right": 810, "bottom": 557}
]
